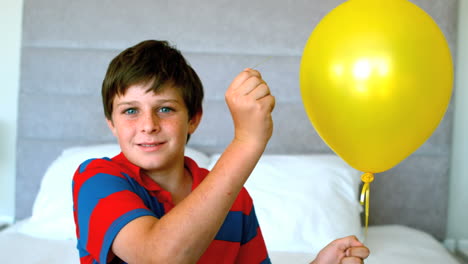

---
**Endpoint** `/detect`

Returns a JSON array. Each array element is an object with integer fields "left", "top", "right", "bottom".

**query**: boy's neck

[{"left": 146, "top": 162, "right": 193, "bottom": 205}]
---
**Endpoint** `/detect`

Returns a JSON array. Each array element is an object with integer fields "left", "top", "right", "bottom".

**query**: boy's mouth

[
  {"left": 136, "top": 142, "right": 165, "bottom": 150},
  {"left": 140, "top": 144, "right": 159, "bottom": 147}
]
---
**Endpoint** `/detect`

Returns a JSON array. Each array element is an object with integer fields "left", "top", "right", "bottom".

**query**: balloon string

[
  {"left": 251, "top": 56, "right": 273, "bottom": 69},
  {"left": 360, "top": 172, "right": 374, "bottom": 237}
]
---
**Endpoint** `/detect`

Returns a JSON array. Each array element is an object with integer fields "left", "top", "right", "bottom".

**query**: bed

[
  {"left": 7, "top": 0, "right": 460, "bottom": 263},
  {"left": 1, "top": 144, "right": 461, "bottom": 263}
]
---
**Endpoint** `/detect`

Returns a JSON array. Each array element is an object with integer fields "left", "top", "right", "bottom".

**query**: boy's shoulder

[
  {"left": 76, "top": 156, "right": 118, "bottom": 174},
  {"left": 73, "top": 154, "right": 129, "bottom": 183},
  {"left": 71, "top": 154, "right": 144, "bottom": 201}
]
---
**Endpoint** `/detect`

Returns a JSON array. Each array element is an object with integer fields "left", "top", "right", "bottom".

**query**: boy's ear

[
  {"left": 188, "top": 110, "right": 202, "bottom": 135},
  {"left": 106, "top": 118, "right": 117, "bottom": 136}
]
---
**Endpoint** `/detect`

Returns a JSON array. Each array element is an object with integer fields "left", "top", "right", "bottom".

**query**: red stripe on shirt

[
  {"left": 198, "top": 239, "right": 240, "bottom": 263},
  {"left": 230, "top": 188, "right": 253, "bottom": 215},
  {"left": 235, "top": 227, "right": 269, "bottom": 264}
]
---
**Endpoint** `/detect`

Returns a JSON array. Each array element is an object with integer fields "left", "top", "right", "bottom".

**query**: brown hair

[{"left": 102, "top": 40, "right": 204, "bottom": 122}]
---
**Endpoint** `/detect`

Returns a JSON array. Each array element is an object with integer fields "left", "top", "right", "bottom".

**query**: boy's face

[{"left": 106, "top": 82, "right": 201, "bottom": 174}]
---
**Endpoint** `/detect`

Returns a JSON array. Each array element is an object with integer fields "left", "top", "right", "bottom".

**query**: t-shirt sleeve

[{"left": 72, "top": 158, "right": 156, "bottom": 264}]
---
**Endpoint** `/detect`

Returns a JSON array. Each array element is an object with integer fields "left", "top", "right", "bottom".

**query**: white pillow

[
  {"left": 18, "top": 144, "right": 210, "bottom": 240},
  {"left": 208, "top": 154, "right": 363, "bottom": 254}
]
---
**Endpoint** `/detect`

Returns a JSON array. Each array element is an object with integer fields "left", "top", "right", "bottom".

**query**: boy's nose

[{"left": 140, "top": 113, "right": 160, "bottom": 133}]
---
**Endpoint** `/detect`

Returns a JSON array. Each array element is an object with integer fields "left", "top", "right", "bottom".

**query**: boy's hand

[
  {"left": 310, "top": 236, "right": 370, "bottom": 264},
  {"left": 225, "top": 68, "right": 275, "bottom": 149}
]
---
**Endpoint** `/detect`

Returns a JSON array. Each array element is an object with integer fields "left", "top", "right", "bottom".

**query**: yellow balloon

[{"left": 300, "top": 0, "right": 453, "bottom": 173}]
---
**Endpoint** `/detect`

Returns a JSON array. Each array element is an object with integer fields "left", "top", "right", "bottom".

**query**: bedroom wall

[
  {"left": 447, "top": 0, "right": 468, "bottom": 247},
  {"left": 0, "top": 0, "right": 23, "bottom": 224}
]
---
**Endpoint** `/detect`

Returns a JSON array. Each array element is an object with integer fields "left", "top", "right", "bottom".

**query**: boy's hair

[{"left": 102, "top": 40, "right": 204, "bottom": 122}]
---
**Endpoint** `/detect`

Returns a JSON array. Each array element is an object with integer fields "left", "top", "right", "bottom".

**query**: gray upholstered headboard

[{"left": 16, "top": 0, "right": 458, "bottom": 241}]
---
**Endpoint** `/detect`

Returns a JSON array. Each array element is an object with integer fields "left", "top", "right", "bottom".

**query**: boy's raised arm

[{"left": 111, "top": 68, "right": 275, "bottom": 263}]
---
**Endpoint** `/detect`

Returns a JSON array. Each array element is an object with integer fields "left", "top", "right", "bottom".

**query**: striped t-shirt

[{"left": 72, "top": 152, "right": 270, "bottom": 264}]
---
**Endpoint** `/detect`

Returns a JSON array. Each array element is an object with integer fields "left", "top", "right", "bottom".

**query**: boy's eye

[
  {"left": 159, "top": 107, "right": 173, "bottom": 113},
  {"left": 124, "top": 108, "right": 138, "bottom": 115}
]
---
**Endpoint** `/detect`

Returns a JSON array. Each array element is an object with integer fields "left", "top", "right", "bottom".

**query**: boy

[{"left": 72, "top": 40, "right": 369, "bottom": 264}]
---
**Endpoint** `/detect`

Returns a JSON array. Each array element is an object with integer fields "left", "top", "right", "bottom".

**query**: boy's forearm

[{"left": 138, "top": 139, "right": 266, "bottom": 263}]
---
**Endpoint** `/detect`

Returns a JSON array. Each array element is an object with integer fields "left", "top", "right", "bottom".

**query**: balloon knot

[{"left": 361, "top": 173, "right": 374, "bottom": 183}]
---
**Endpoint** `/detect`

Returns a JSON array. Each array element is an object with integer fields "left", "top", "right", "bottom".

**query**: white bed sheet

[
  {"left": 0, "top": 220, "right": 78, "bottom": 264},
  {"left": 269, "top": 225, "right": 461, "bottom": 264},
  {"left": 0, "top": 222, "right": 460, "bottom": 264}
]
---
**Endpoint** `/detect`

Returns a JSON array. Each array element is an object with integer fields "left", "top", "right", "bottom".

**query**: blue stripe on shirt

[
  {"left": 215, "top": 206, "right": 259, "bottom": 243},
  {"left": 119, "top": 173, "right": 166, "bottom": 217},
  {"left": 77, "top": 172, "right": 143, "bottom": 249}
]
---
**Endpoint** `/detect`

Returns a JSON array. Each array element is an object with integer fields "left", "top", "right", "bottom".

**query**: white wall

[
  {"left": 447, "top": 0, "right": 468, "bottom": 244},
  {"left": 0, "top": 0, "right": 23, "bottom": 223}
]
